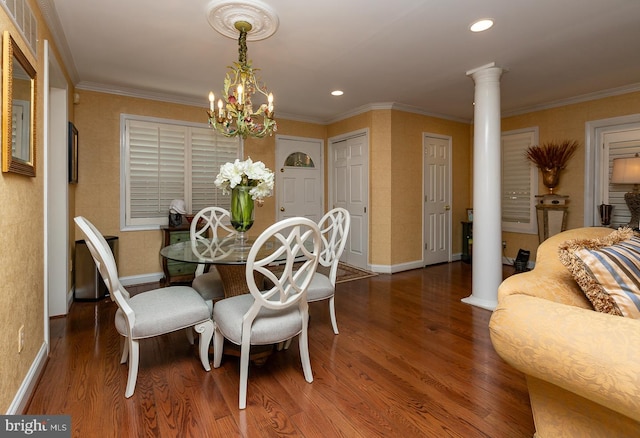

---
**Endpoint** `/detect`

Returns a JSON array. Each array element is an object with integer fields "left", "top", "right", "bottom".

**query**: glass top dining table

[
  {"left": 160, "top": 235, "right": 271, "bottom": 265},
  {"left": 160, "top": 236, "right": 289, "bottom": 297}
]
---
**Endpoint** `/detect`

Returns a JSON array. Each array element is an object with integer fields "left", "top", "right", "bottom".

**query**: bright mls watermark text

[{"left": 0, "top": 415, "right": 70, "bottom": 437}]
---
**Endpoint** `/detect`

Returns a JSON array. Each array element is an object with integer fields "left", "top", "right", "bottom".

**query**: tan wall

[
  {"left": 502, "top": 91, "right": 640, "bottom": 259},
  {"left": 0, "top": 0, "right": 73, "bottom": 412}
]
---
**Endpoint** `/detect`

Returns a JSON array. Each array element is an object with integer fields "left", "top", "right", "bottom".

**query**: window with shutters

[
  {"left": 501, "top": 128, "right": 538, "bottom": 234},
  {"left": 120, "top": 114, "right": 240, "bottom": 230},
  {"left": 603, "top": 129, "right": 640, "bottom": 226}
]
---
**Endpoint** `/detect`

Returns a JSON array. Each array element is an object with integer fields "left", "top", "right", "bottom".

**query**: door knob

[
  {"left": 445, "top": 205, "right": 451, "bottom": 211},
  {"left": 280, "top": 207, "right": 285, "bottom": 211}
]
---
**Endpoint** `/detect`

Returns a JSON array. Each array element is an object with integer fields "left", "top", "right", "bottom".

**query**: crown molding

[
  {"left": 327, "top": 102, "right": 471, "bottom": 124},
  {"left": 502, "top": 82, "right": 640, "bottom": 118}
]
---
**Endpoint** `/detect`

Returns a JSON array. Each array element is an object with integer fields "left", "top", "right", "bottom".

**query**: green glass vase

[{"left": 230, "top": 185, "right": 255, "bottom": 245}]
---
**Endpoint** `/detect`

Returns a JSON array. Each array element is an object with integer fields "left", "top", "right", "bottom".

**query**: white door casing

[
  {"left": 423, "top": 134, "right": 452, "bottom": 265},
  {"left": 329, "top": 131, "right": 369, "bottom": 269},
  {"left": 275, "top": 136, "right": 324, "bottom": 223},
  {"left": 586, "top": 115, "right": 640, "bottom": 226}
]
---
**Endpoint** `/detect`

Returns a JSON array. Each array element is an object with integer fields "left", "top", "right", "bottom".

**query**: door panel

[
  {"left": 423, "top": 135, "right": 451, "bottom": 265},
  {"left": 331, "top": 134, "right": 369, "bottom": 269},
  {"left": 276, "top": 137, "right": 323, "bottom": 222}
]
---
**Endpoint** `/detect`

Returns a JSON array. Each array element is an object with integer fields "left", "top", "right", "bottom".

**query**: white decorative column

[{"left": 462, "top": 63, "right": 504, "bottom": 311}]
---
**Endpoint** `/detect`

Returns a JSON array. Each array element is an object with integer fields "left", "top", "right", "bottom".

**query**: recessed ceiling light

[
  {"left": 470, "top": 19, "right": 494, "bottom": 32},
  {"left": 331, "top": 90, "right": 344, "bottom": 96}
]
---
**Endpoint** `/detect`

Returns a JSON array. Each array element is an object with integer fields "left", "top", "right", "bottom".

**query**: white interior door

[
  {"left": 275, "top": 136, "right": 323, "bottom": 222},
  {"left": 330, "top": 132, "right": 369, "bottom": 269},
  {"left": 423, "top": 134, "right": 451, "bottom": 265}
]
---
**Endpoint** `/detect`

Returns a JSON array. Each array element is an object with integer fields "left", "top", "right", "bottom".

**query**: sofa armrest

[{"left": 489, "top": 294, "right": 640, "bottom": 422}]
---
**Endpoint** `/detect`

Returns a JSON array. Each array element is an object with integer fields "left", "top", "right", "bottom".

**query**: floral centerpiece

[{"left": 214, "top": 157, "right": 274, "bottom": 240}]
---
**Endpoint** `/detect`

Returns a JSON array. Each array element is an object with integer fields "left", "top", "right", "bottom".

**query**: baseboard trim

[
  {"left": 370, "top": 260, "right": 424, "bottom": 274},
  {"left": 7, "top": 342, "right": 48, "bottom": 414},
  {"left": 120, "top": 272, "right": 164, "bottom": 286}
]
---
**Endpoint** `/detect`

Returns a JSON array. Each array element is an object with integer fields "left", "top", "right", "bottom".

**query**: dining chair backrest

[
  {"left": 191, "top": 207, "right": 236, "bottom": 240},
  {"left": 246, "top": 217, "right": 322, "bottom": 313},
  {"left": 190, "top": 207, "right": 237, "bottom": 276},
  {"left": 74, "top": 216, "right": 136, "bottom": 324},
  {"left": 318, "top": 208, "right": 351, "bottom": 284}
]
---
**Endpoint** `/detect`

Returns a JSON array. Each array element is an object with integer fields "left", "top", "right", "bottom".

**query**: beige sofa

[{"left": 489, "top": 227, "right": 640, "bottom": 438}]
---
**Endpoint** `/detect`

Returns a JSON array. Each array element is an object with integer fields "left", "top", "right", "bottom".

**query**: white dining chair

[
  {"left": 74, "top": 216, "right": 213, "bottom": 398},
  {"left": 307, "top": 207, "right": 351, "bottom": 334},
  {"left": 212, "top": 217, "right": 321, "bottom": 409},
  {"left": 190, "top": 207, "right": 237, "bottom": 311}
]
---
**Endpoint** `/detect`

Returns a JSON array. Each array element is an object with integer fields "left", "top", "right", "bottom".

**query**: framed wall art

[{"left": 68, "top": 122, "right": 78, "bottom": 183}]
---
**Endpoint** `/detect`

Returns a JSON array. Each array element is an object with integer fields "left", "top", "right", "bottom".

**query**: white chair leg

[
  {"left": 120, "top": 337, "right": 129, "bottom": 364},
  {"left": 186, "top": 327, "right": 195, "bottom": 345},
  {"left": 124, "top": 339, "right": 139, "bottom": 398},
  {"left": 298, "top": 331, "right": 313, "bottom": 383},
  {"left": 329, "top": 297, "right": 339, "bottom": 335},
  {"left": 194, "top": 321, "right": 213, "bottom": 371},
  {"left": 239, "top": 338, "right": 251, "bottom": 409},
  {"left": 212, "top": 324, "right": 224, "bottom": 368}
]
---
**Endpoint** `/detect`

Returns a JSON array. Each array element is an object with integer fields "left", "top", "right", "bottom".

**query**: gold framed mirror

[{"left": 2, "top": 30, "right": 36, "bottom": 176}]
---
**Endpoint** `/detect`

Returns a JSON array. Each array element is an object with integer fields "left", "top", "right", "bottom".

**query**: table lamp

[{"left": 611, "top": 154, "right": 640, "bottom": 229}]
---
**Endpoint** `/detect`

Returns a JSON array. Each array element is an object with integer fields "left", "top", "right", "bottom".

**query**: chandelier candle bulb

[{"left": 209, "top": 92, "right": 215, "bottom": 111}]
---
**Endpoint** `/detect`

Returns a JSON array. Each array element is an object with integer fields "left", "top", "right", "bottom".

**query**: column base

[{"left": 461, "top": 295, "right": 497, "bottom": 311}]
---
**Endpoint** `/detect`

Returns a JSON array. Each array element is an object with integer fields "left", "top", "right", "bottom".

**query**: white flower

[{"left": 214, "top": 157, "right": 274, "bottom": 201}]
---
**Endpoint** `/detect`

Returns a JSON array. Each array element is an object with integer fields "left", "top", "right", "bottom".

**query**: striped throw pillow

[{"left": 558, "top": 228, "right": 640, "bottom": 318}]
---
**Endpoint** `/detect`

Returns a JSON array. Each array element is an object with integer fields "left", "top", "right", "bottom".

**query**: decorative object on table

[
  {"left": 598, "top": 204, "right": 613, "bottom": 226},
  {"left": 611, "top": 153, "right": 640, "bottom": 229},
  {"left": 206, "top": 0, "right": 278, "bottom": 139},
  {"left": 525, "top": 139, "right": 579, "bottom": 194},
  {"left": 169, "top": 199, "right": 187, "bottom": 227},
  {"left": 466, "top": 208, "right": 473, "bottom": 222},
  {"left": 215, "top": 157, "right": 274, "bottom": 246}
]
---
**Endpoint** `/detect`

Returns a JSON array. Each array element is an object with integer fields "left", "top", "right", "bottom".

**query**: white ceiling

[{"left": 39, "top": 0, "right": 640, "bottom": 123}]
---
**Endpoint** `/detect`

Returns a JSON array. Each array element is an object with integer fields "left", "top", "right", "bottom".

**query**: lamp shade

[{"left": 611, "top": 156, "right": 640, "bottom": 184}]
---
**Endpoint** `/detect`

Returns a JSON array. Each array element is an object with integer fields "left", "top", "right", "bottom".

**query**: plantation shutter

[
  {"left": 190, "top": 127, "right": 237, "bottom": 212},
  {"left": 606, "top": 133, "right": 640, "bottom": 226},
  {"left": 502, "top": 129, "right": 537, "bottom": 234},
  {"left": 127, "top": 120, "right": 186, "bottom": 221},
  {"left": 124, "top": 116, "right": 240, "bottom": 228}
]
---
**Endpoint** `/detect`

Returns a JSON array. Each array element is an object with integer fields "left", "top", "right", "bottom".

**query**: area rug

[{"left": 268, "top": 262, "right": 377, "bottom": 284}]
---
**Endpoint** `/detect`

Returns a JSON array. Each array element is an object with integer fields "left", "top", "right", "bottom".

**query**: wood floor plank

[{"left": 25, "top": 263, "right": 535, "bottom": 437}]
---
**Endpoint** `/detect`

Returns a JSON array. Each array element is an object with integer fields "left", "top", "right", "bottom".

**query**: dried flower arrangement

[
  {"left": 525, "top": 140, "right": 579, "bottom": 194},
  {"left": 525, "top": 140, "right": 579, "bottom": 170}
]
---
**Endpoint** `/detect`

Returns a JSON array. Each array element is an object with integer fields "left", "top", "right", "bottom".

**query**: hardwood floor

[{"left": 27, "top": 262, "right": 535, "bottom": 437}]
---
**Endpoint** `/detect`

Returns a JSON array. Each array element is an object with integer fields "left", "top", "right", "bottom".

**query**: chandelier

[{"left": 207, "top": 20, "right": 276, "bottom": 139}]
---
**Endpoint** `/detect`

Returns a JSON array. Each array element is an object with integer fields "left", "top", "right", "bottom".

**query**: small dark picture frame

[
  {"left": 466, "top": 208, "right": 473, "bottom": 222},
  {"left": 68, "top": 122, "right": 78, "bottom": 183}
]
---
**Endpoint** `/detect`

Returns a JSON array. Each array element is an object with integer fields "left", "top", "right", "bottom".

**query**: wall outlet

[
  {"left": 502, "top": 241, "right": 507, "bottom": 249},
  {"left": 18, "top": 325, "right": 25, "bottom": 353}
]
